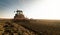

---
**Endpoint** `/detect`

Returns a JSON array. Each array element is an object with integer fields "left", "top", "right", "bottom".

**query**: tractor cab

[{"left": 14, "top": 10, "right": 28, "bottom": 22}]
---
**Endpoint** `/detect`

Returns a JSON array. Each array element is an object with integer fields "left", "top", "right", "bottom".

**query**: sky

[{"left": 0, "top": 0, "right": 60, "bottom": 19}]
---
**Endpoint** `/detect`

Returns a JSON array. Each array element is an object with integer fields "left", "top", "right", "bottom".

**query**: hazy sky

[{"left": 0, "top": 0, "right": 60, "bottom": 19}]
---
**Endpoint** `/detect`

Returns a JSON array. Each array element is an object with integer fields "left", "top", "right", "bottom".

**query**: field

[{"left": 0, "top": 19, "right": 60, "bottom": 35}]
